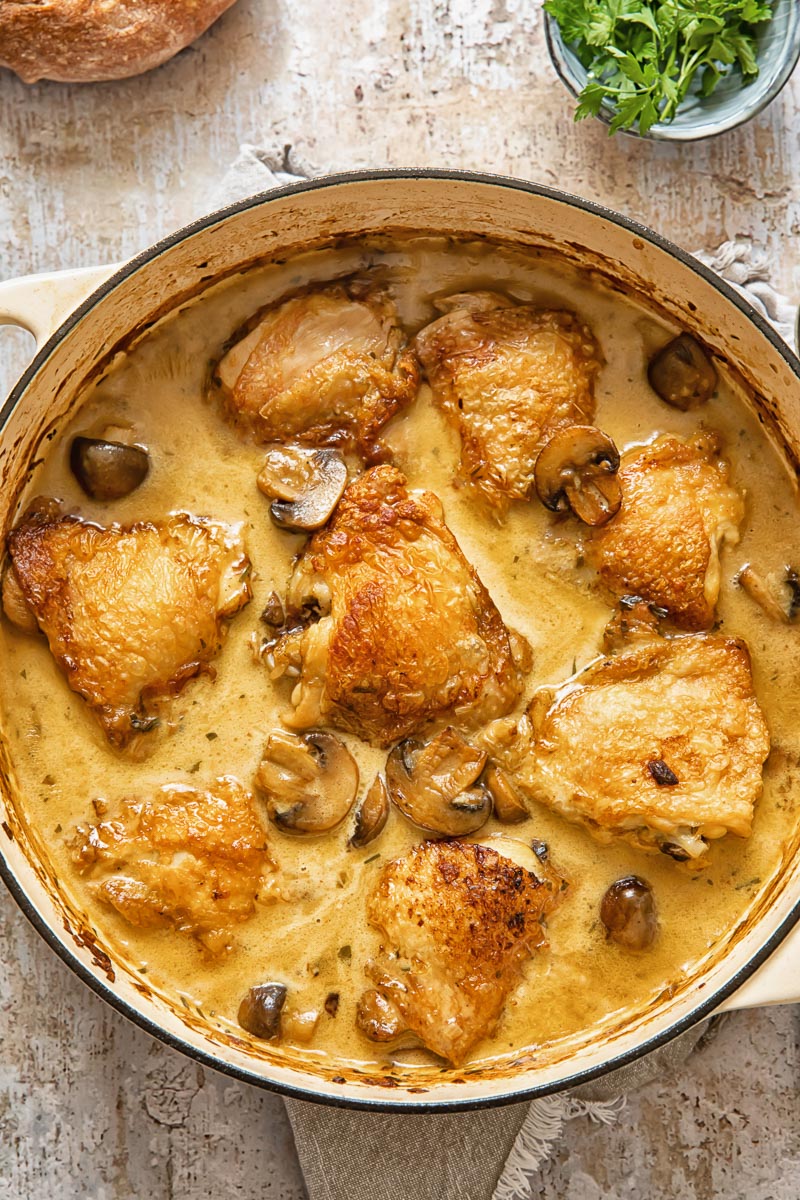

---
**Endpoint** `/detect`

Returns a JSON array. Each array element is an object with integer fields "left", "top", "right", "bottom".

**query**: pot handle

[
  {"left": 0, "top": 263, "right": 121, "bottom": 350},
  {"left": 717, "top": 920, "right": 800, "bottom": 1012}
]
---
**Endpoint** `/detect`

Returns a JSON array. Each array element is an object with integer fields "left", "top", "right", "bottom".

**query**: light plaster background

[{"left": 1, "top": 2, "right": 799, "bottom": 1196}]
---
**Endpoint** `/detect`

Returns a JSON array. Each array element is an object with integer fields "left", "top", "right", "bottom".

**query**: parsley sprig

[{"left": 544, "top": 0, "right": 776, "bottom": 135}]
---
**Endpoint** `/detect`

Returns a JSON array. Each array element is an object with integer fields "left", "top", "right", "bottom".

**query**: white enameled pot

[{"left": 1, "top": 170, "right": 799, "bottom": 1112}]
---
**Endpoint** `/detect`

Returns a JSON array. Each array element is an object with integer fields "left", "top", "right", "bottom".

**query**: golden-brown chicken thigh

[
  {"left": 362, "top": 839, "right": 563, "bottom": 1065},
  {"left": 266, "top": 466, "right": 529, "bottom": 747},
  {"left": 72, "top": 777, "right": 274, "bottom": 956},
  {"left": 586, "top": 432, "right": 744, "bottom": 629},
  {"left": 414, "top": 292, "right": 602, "bottom": 514},
  {"left": 215, "top": 279, "right": 419, "bottom": 458},
  {"left": 511, "top": 627, "right": 769, "bottom": 867},
  {"left": 6, "top": 502, "right": 251, "bottom": 747}
]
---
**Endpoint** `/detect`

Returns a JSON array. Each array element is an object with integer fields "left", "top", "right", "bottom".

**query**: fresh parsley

[{"left": 544, "top": 0, "right": 776, "bottom": 135}]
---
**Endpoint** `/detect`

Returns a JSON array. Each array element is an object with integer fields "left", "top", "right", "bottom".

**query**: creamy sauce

[{"left": 3, "top": 238, "right": 800, "bottom": 1077}]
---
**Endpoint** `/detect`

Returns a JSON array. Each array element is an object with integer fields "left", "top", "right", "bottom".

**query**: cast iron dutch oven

[{"left": 1, "top": 170, "right": 799, "bottom": 1111}]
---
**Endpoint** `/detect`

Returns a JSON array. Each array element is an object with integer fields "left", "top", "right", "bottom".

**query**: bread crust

[{"left": 0, "top": 0, "right": 240, "bottom": 83}]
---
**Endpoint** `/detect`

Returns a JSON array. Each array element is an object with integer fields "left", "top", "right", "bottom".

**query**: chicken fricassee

[{"left": 2, "top": 238, "right": 800, "bottom": 1079}]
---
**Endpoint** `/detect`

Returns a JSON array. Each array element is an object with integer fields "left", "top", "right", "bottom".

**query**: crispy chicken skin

[
  {"left": 414, "top": 291, "right": 602, "bottom": 514},
  {"left": 6, "top": 503, "right": 251, "bottom": 747},
  {"left": 586, "top": 432, "right": 744, "bottom": 630},
  {"left": 214, "top": 279, "right": 419, "bottom": 458},
  {"left": 71, "top": 777, "right": 273, "bottom": 956},
  {"left": 513, "top": 628, "right": 770, "bottom": 866},
  {"left": 363, "top": 839, "right": 563, "bottom": 1064},
  {"left": 267, "top": 466, "right": 530, "bottom": 747}
]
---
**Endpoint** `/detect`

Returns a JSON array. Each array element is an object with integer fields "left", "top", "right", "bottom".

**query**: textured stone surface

[{"left": 1, "top": 1, "right": 800, "bottom": 1196}]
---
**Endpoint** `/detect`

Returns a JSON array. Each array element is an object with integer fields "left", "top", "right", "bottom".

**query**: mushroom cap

[
  {"left": 385, "top": 728, "right": 492, "bottom": 837},
  {"left": 647, "top": 333, "right": 717, "bottom": 410},
  {"left": 350, "top": 775, "right": 391, "bottom": 848},
  {"left": 238, "top": 982, "right": 288, "bottom": 1039},
  {"left": 257, "top": 445, "right": 348, "bottom": 532},
  {"left": 70, "top": 436, "right": 150, "bottom": 501},
  {"left": 534, "top": 425, "right": 622, "bottom": 526},
  {"left": 737, "top": 564, "right": 796, "bottom": 625},
  {"left": 256, "top": 729, "right": 359, "bottom": 834},
  {"left": 600, "top": 876, "right": 658, "bottom": 951}
]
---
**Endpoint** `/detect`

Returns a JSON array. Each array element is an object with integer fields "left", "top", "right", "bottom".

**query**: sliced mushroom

[
  {"left": 483, "top": 765, "right": 528, "bottom": 824},
  {"left": 281, "top": 1008, "right": 321, "bottom": 1044},
  {"left": 350, "top": 775, "right": 390, "bottom": 848},
  {"left": 385, "top": 727, "right": 491, "bottom": 837},
  {"left": 355, "top": 988, "right": 409, "bottom": 1043},
  {"left": 647, "top": 333, "right": 717, "bottom": 410},
  {"left": 2, "top": 565, "right": 39, "bottom": 634},
  {"left": 600, "top": 876, "right": 658, "bottom": 951},
  {"left": 260, "top": 591, "right": 285, "bottom": 628},
  {"left": 257, "top": 445, "right": 347, "bottom": 532},
  {"left": 737, "top": 563, "right": 799, "bottom": 624},
  {"left": 534, "top": 426, "right": 622, "bottom": 526},
  {"left": 70, "top": 436, "right": 150, "bottom": 500},
  {"left": 256, "top": 729, "right": 358, "bottom": 834},
  {"left": 238, "top": 982, "right": 287, "bottom": 1039}
]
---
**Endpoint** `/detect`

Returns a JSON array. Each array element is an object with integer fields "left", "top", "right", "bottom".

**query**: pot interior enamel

[{"left": 2, "top": 171, "right": 800, "bottom": 1110}]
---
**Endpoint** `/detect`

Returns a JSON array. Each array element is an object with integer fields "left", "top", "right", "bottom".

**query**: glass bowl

[{"left": 544, "top": 0, "right": 800, "bottom": 141}]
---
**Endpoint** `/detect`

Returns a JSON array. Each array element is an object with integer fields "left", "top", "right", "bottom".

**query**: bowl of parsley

[{"left": 544, "top": 0, "right": 800, "bottom": 140}]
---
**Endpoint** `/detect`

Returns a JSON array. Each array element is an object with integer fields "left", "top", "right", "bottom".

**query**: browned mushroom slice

[
  {"left": 483, "top": 765, "right": 528, "bottom": 823},
  {"left": 737, "top": 564, "right": 800, "bottom": 625},
  {"left": 350, "top": 775, "right": 390, "bottom": 848},
  {"left": 648, "top": 333, "right": 717, "bottom": 410},
  {"left": 282, "top": 1007, "right": 322, "bottom": 1044},
  {"left": 70, "top": 436, "right": 150, "bottom": 501},
  {"left": 257, "top": 445, "right": 348, "bottom": 532},
  {"left": 534, "top": 425, "right": 622, "bottom": 526},
  {"left": 256, "top": 729, "right": 359, "bottom": 834},
  {"left": 355, "top": 988, "right": 410, "bottom": 1044},
  {"left": 385, "top": 727, "right": 491, "bottom": 836}
]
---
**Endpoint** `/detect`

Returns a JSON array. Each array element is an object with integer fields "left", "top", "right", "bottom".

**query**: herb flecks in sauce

[{"left": 1, "top": 237, "right": 798, "bottom": 1076}]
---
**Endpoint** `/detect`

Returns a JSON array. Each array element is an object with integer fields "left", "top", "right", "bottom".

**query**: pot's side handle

[
  {"left": 717, "top": 922, "right": 800, "bottom": 1012},
  {"left": 0, "top": 263, "right": 121, "bottom": 349}
]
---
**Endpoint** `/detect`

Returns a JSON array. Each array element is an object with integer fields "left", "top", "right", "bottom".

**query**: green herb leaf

[{"left": 546, "top": 0, "right": 775, "bottom": 134}]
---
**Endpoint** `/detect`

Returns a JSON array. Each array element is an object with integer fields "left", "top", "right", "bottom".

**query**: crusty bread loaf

[{"left": 0, "top": 0, "right": 240, "bottom": 83}]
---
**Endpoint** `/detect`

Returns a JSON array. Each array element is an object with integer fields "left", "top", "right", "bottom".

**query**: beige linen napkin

[
  {"left": 212, "top": 147, "right": 797, "bottom": 1200},
  {"left": 283, "top": 1021, "right": 715, "bottom": 1200}
]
